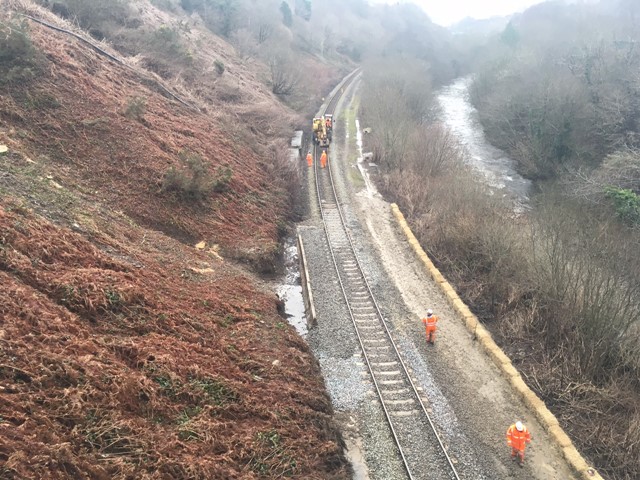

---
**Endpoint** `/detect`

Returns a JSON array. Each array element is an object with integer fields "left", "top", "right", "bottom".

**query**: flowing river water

[
  {"left": 437, "top": 77, "right": 531, "bottom": 206},
  {"left": 278, "top": 76, "right": 533, "bottom": 350}
]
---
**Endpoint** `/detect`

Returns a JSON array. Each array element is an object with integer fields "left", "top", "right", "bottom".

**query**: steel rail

[{"left": 312, "top": 71, "right": 462, "bottom": 480}]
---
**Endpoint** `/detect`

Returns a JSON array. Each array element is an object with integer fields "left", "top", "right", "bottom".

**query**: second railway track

[{"left": 311, "top": 72, "right": 462, "bottom": 480}]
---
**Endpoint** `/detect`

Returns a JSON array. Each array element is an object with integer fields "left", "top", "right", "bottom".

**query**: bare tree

[
  {"left": 407, "top": 125, "right": 463, "bottom": 177},
  {"left": 256, "top": 22, "right": 274, "bottom": 44},
  {"left": 231, "top": 28, "right": 258, "bottom": 61},
  {"left": 268, "top": 53, "right": 299, "bottom": 96}
]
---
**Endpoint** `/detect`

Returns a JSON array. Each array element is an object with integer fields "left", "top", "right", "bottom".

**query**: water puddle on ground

[
  {"left": 275, "top": 236, "right": 307, "bottom": 337},
  {"left": 355, "top": 118, "right": 378, "bottom": 197},
  {"left": 276, "top": 236, "right": 371, "bottom": 476},
  {"left": 344, "top": 437, "right": 370, "bottom": 480}
]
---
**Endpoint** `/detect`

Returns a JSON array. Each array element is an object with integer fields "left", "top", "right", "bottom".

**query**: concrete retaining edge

[
  {"left": 390, "top": 203, "right": 602, "bottom": 480},
  {"left": 297, "top": 232, "right": 317, "bottom": 328}
]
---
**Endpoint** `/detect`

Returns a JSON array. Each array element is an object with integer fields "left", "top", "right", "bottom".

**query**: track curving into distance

[{"left": 312, "top": 71, "right": 462, "bottom": 480}]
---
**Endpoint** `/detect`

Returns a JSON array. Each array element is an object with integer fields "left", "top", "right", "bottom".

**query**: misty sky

[{"left": 370, "top": 0, "right": 548, "bottom": 26}]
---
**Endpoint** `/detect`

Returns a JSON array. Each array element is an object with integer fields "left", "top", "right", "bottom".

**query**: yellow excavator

[{"left": 312, "top": 117, "right": 328, "bottom": 147}]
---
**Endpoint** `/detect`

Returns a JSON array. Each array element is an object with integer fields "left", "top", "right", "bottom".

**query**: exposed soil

[
  {"left": 1, "top": 19, "right": 286, "bottom": 266},
  {"left": 0, "top": 1, "right": 349, "bottom": 478}
]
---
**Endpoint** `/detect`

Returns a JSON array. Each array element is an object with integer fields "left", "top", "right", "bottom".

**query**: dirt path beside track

[{"left": 304, "top": 81, "right": 578, "bottom": 480}]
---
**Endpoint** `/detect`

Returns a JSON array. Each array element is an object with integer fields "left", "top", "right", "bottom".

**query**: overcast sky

[{"left": 370, "top": 0, "right": 548, "bottom": 26}]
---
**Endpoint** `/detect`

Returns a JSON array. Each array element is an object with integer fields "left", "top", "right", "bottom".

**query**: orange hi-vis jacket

[
  {"left": 422, "top": 314, "right": 438, "bottom": 331},
  {"left": 506, "top": 424, "right": 531, "bottom": 452},
  {"left": 320, "top": 151, "right": 327, "bottom": 167},
  {"left": 306, "top": 152, "right": 313, "bottom": 167}
]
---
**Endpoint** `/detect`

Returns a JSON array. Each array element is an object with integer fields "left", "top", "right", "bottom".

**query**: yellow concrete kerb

[
  {"left": 464, "top": 314, "right": 478, "bottom": 331},
  {"left": 548, "top": 424, "right": 573, "bottom": 448},
  {"left": 563, "top": 446, "right": 590, "bottom": 473},
  {"left": 390, "top": 203, "right": 602, "bottom": 480}
]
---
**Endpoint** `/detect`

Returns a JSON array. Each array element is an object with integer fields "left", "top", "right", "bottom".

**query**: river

[
  {"left": 437, "top": 77, "right": 531, "bottom": 207},
  {"left": 278, "top": 77, "right": 531, "bottom": 338}
]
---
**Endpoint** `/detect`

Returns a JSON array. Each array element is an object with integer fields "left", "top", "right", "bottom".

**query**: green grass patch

[
  {"left": 177, "top": 406, "right": 202, "bottom": 441},
  {"left": 248, "top": 429, "right": 297, "bottom": 477},
  {"left": 154, "top": 374, "right": 181, "bottom": 399},
  {"left": 343, "top": 96, "right": 365, "bottom": 188},
  {"left": 190, "top": 377, "right": 238, "bottom": 406}
]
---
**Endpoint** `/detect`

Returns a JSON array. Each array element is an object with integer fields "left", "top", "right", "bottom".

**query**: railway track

[{"left": 312, "top": 72, "right": 462, "bottom": 480}]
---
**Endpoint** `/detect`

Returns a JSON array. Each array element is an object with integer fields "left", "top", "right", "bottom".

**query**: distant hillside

[
  {"left": 0, "top": 0, "right": 464, "bottom": 477},
  {"left": 449, "top": 15, "right": 510, "bottom": 36},
  {"left": 0, "top": 0, "right": 351, "bottom": 477}
]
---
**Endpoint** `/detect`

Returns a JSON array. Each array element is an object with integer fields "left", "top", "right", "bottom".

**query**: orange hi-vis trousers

[
  {"left": 320, "top": 152, "right": 327, "bottom": 168},
  {"left": 506, "top": 424, "right": 531, "bottom": 462},
  {"left": 306, "top": 153, "right": 313, "bottom": 167},
  {"left": 422, "top": 315, "right": 438, "bottom": 343}
]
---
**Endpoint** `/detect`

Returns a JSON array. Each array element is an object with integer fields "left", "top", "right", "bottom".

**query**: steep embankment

[
  {"left": 0, "top": 2, "right": 348, "bottom": 479},
  {"left": 2, "top": 11, "right": 287, "bottom": 265}
]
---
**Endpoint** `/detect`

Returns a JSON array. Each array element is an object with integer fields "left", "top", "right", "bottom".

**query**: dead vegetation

[
  {"left": 0, "top": 202, "right": 349, "bottom": 479},
  {"left": 361, "top": 61, "right": 640, "bottom": 480},
  {"left": 0, "top": 0, "right": 350, "bottom": 478}
]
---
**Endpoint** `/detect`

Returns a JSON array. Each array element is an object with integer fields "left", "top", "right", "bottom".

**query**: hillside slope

[{"left": 0, "top": 1, "right": 348, "bottom": 478}]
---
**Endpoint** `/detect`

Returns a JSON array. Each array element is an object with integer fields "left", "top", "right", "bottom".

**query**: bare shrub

[
  {"left": 360, "top": 57, "right": 434, "bottom": 172},
  {"left": 428, "top": 171, "right": 527, "bottom": 314},
  {"left": 565, "top": 147, "right": 640, "bottom": 230},
  {"left": 147, "top": 25, "right": 193, "bottom": 66},
  {"left": 527, "top": 341, "right": 640, "bottom": 480},
  {"left": 472, "top": 65, "right": 595, "bottom": 179},
  {"left": 124, "top": 96, "right": 147, "bottom": 121},
  {"left": 261, "top": 140, "right": 302, "bottom": 221},
  {"left": 531, "top": 194, "right": 640, "bottom": 377},
  {"left": 231, "top": 28, "right": 257, "bottom": 61},
  {"left": 406, "top": 125, "right": 462, "bottom": 176},
  {"left": 594, "top": 147, "right": 640, "bottom": 194},
  {"left": 162, "top": 152, "right": 232, "bottom": 201},
  {"left": 361, "top": 58, "right": 433, "bottom": 125},
  {"left": 214, "top": 77, "right": 243, "bottom": 103},
  {"left": 268, "top": 53, "right": 300, "bottom": 96}
]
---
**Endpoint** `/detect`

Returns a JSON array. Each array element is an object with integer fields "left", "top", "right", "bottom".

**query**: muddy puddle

[
  {"left": 275, "top": 236, "right": 371, "bottom": 478},
  {"left": 276, "top": 236, "right": 307, "bottom": 337}
]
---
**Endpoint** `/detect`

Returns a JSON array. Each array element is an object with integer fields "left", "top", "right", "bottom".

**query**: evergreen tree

[
  {"left": 294, "top": 0, "right": 311, "bottom": 21},
  {"left": 500, "top": 21, "right": 519, "bottom": 47},
  {"left": 280, "top": 2, "right": 293, "bottom": 27}
]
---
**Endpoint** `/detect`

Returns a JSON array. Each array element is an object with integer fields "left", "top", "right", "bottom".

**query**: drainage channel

[
  {"left": 275, "top": 233, "right": 372, "bottom": 478},
  {"left": 275, "top": 236, "right": 307, "bottom": 337}
]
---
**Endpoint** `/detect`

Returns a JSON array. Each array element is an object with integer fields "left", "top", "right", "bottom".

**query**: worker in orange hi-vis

[
  {"left": 506, "top": 421, "right": 531, "bottom": 467},
  {"left": 422, "top": 309, "right": 438, "bottom": 344},
  {"left": 320, "top": 150, "right": 327, "bottom": 169},
  {"left": 306, "top": 151, "right": 313, "bottom": 167}
]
